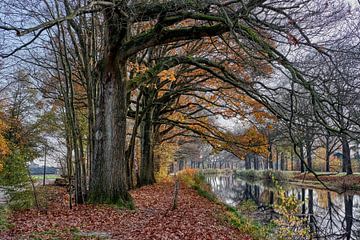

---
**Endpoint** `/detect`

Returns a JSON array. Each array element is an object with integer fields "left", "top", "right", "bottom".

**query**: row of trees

[{"left": 0, "top": 0, "right": 359, "bottom": 206}]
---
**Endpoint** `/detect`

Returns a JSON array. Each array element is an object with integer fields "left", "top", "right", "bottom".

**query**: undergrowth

[{"left": 0, "top": 205, "right": 11, "bottom": 231}]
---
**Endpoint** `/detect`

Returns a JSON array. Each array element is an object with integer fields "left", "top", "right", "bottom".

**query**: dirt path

[{"left": 0, "top": 182, "right": 250, "bottom": 240}]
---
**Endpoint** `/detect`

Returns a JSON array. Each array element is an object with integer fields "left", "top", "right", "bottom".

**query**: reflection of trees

[
  {"left": 308, "top": 189, "right": 316, "bottom": 233},
  {"left": 344, "top": 195, "right": 353, "bottom": 240},
  {"left": 299, "top": 189, "right": 358, "bottom": 239},
  {"left": 206, "top": 175, "right": 360, "bottom": 239},
  {"left": 206, "top": 175, "right": 245, "bottom": 206},
  {"left": 302, "top": 188, "right": 306, "bottom": 215},
  {"left": 206, "top": 175, "right": 265, "bottom": 207}
]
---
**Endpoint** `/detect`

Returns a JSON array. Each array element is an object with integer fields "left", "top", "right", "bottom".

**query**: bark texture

[{"left": 89, "top": 10, "right": 131, "bottom": 205}]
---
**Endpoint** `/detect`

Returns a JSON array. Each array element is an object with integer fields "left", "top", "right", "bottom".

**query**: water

[{"left": 205, "top": 174, "right": 360, "bottom": 240}]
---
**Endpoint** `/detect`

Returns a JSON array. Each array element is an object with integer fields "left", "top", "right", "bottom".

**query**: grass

[
  {"left": 223, "top": 204, "right": 275, "bottom": 240},
  {"left": 199, "top": 168, "right": 235, "bottom": 175},
  {"left": 0, "top": 205, "right": 11, "bottom": 231},
  {"left": 31, "top": 174, "right": 60, "bottom": 180}
]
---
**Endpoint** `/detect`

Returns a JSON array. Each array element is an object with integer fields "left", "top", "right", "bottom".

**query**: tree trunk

[
  {"left": 64, "top": 125, "right": 73, "bottom": 209},
  {"left": 325, "top": 136, "right": 331, "bottom": 172},
  {"left": 290, "top": 148, "right": 294, "bottom": 171},
  {"left": 245, "top": 154, "right": 251, "bottom": 170},
  {"left": 301, "top": 188, "right": 306, "bottom": 215},
  {"left": 306, "top": 140, "right": 312, "bottom": 171},
  {"left": 90, "top": 58, "right": 131, "bottom": 205},
  {"left": 300, "top": 144, "right": 305, "bottom": 173},
  {"left": 89, "top": 10, "right": 131, "bottom": 204},
  {"left": 342, "top": 137, "right": 352, "bottom": 175},
  {"left": 344, "top": 195, "right": 353, "bottom": 240},
  {"left": 280, "top": 153, "right": 285, "bottom": 171},
  {"left": 268, "top": 143, "right": 273, "bottom": 169},
  {"left": 126, "top": 92, "right": 142, "bottom": 189},
  {"left": 139, "top": 107, "right": 156, "bottom": 186},
  {"left": 308, "top": 189, "right": 315, "bottom": 233}
]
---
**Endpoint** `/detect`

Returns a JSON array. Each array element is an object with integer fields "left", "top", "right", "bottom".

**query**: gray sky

[{"left": 348, "top": 0, "right": 359, "bottom": 6}]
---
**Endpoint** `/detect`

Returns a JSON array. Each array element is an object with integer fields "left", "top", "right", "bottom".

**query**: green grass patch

[
  {"left": 0, "top": 205, "right": 11, "bottom": 231},
  {"left": 223, "top": 204, "right": 275, "bottom": 240},
  {"left": 31, "top": 174, "right": 59, "bottom": 180},
  {"left": 199, "top": 168, "right": 235, "bottom": 175},
  {"left": 191, "top": 184, "right": 217, "bottom": 202},
  {"left": 236, "top": 200, "right": 258, "bottom": 214}
]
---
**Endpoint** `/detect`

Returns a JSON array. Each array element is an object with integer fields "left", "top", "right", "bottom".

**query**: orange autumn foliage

[{"left": 0, "top": 118, "right": 10, "bottom": 172}]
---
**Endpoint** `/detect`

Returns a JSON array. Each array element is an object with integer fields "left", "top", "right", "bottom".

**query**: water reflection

[{"left": 206, "top": 174, "right": 360, "bottom": 239}]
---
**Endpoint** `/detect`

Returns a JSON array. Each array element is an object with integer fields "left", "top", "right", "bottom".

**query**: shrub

[
  {"left": 0, "top": 148, "right": 35, "bottom": 210},
  {"left": 271, "top": 174, "right": 310, "bottom": 240},
  {"left": 0, "top": 205, "right": 10, "bottom": 231},
  {"left": 177, "top": 168, "right": 199, "bottom": 186},
  {"left": 6, "top": 188, "right": 34, "bottom": 210}
]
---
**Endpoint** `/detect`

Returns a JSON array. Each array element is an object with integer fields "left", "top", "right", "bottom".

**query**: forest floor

[{"left": 0, "top": 181, "right": 250, "bottom": 240}]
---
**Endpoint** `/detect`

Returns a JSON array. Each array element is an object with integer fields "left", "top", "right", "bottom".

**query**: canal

[{"left": 205, "top": 174, "right": 360, "bottom": 239}]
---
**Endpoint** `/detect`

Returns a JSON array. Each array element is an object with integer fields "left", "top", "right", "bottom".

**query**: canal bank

[
  {"left": 206, "top": 172, "right": 360, "bottom": 239},
  {"left": 236, "top": 170, "right": 360, "bottom": 193}
]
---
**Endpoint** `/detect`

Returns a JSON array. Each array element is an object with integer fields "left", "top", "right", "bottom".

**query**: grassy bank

[
  {"left": 199, "top": 168, "right": 236, "bottom": 175},
  {"left": 292, "top": 172, "right": 360, "bottom": 192},
  {"left": 235, "top": 169, "right": 293, "bottom": 185}
]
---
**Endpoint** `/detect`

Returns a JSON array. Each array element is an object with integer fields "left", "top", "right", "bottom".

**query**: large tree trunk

[
  {"left": 90, "top": 61, "right": 131, "bottom": 204},
  {"left": 342, "top": 137, "right": 352, "bottom": 175},
  {"left": 89, "top": 10, "right": 131, "bottom": 205}
]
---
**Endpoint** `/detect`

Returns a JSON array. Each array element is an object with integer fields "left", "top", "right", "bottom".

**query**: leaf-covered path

[{"left": 0, "top": 182, "right": 250, "bottom": 239}]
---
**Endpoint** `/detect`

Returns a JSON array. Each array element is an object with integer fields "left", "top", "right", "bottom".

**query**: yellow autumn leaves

[
  {"left": 157, "top": 69, "right": 176, "bottom": 82},
  {"left": 0, "top": 119, "right": 10, "bottom": 172},
  {"left": 272, "top": 176, "right": 310, "bottom": 239}
]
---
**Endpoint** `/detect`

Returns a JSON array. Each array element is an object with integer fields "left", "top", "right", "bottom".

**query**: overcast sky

[{"left": 348, "top": 0, "right": 359, "bottom": 6}]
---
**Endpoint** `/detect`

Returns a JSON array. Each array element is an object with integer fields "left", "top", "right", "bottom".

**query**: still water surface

[{"left": 205, "top": 174, "right": 360, "bottom": 240}]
